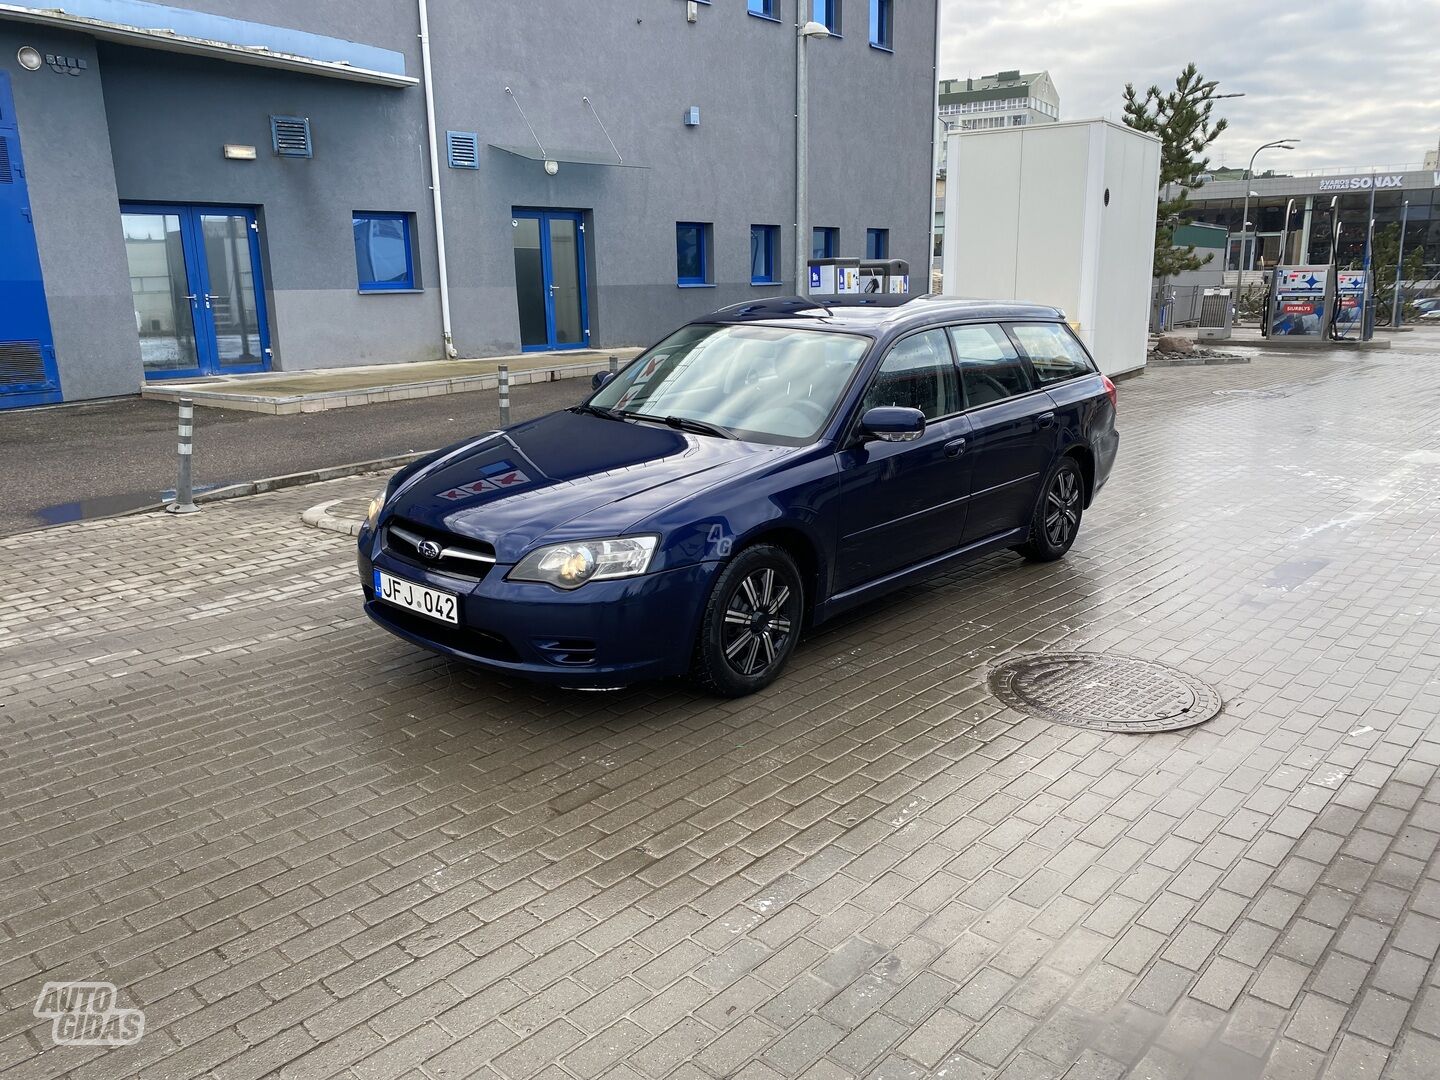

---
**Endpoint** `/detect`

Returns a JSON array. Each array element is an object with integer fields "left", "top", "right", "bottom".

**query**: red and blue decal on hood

[{"left": 435, "top": 459, "right": 532, "bottom": 502}]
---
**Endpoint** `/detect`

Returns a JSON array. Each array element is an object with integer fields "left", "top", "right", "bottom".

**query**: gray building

[
  {"left": 1181, "top": 165, "right": 1440, "bottom": 277},
  {"left": 0, "top": 0, "right": 939, "bottom": 408}
]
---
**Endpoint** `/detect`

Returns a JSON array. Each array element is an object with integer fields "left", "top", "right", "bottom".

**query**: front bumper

[{"left": 358, "top": 531, "right": 718, "bottom": 688}]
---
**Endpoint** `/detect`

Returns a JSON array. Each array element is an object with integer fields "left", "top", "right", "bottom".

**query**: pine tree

[{"left": 1122, "top": 64, "right": 1230, "bottom": 278}]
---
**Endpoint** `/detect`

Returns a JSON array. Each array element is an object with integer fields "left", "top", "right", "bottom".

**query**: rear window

[
  {"left": 1009, "top": 323, "right": 1095, "bottom": 385},
  {"left": 948, "top": 323, "right": 1033, "bottom": 407}
]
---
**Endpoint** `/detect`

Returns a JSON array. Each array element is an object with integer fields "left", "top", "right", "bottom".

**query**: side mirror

[
  {"left": 859, "top": 406, "right": 926, "bottom": 443},
  {"left": 592, "top": 370, "right": 615, "bottom": 391}
]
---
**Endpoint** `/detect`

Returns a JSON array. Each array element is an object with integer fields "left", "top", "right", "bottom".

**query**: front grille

[
  {"left": 371, "top": 604, "right": 519, "bottom": 662},
  {"left": 384, "top": 517, "right": 497, "bottom": 581}
]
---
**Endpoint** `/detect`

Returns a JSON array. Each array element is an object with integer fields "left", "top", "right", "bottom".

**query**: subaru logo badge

[{"left": 417, "top": 540, "right": 442, "bottom": 561}]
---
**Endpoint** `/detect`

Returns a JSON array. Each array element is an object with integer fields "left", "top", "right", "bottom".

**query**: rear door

[
  {"left": 834, "top": 328, "right": 971, "bottom": 591},
  {"left": 1008, "top": 320, "right": 1105, "bottom": 429},
  {"left": 951, "top": 323, "right": 1058, "bottom": 544}
]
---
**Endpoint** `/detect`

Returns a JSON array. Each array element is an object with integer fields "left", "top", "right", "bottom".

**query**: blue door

[
  {"left": 0, "top": 72, "right": 62, "bottom": 409},
  {"left": 120, "top": 203, "right": 271, "bottom": 379},
  {"left": 511, "top": 209, "right": 590, "bottom": 351}
]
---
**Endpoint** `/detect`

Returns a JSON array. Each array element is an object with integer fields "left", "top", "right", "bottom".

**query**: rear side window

[
  {"left": 948, "top": 324, "right": 1033, "bottom": 407},
  {"left": 861, "top": 329, "right": 960, "bottom": 420},
  {"left": 1009, "top": 322, "right": 1095, "bottom": 385}
]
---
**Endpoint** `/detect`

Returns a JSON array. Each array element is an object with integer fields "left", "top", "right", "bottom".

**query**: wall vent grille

[
  {"left": 446, "top": 130, "right": 479, "bottom": 169},
  {"left": 270, "top": 116, "right": 312, "bottom": 158},
  {"left": 0, "top": 341, "right": 47, "bottom": 389}
]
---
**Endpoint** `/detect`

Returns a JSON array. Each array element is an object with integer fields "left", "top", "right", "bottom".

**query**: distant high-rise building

[{"left": 937, "top": 70, "right": 1060, "bottom": 170}]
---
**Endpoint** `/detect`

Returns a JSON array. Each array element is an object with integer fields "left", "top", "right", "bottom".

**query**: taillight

[{"left": 1101, "top": 375, "right": 1118, "bottom": 412}]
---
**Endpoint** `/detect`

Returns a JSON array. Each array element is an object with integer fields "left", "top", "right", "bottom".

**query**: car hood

[{"left": 388, "top": 410, "right": 791, "bottom": 560}]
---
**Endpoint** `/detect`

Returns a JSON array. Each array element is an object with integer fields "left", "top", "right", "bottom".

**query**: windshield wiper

[
  {"left": 570, "top": 403, "right": 625, "bottom": 422},
  {"left": 661, "top": 415, "right": 738, "bottom": 440}
]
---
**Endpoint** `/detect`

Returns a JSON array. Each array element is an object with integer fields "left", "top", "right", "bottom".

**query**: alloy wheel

[
  {"left": 720, "top": 568, "right": 795, "bottom": 677},
  {"left": 1045, "top": 468, "right": 1082, "bottom": 548}
]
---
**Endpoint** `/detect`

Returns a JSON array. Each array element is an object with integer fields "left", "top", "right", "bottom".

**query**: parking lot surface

[{"left": 3, "top": 336, "right": 1440, "bottom": 1079}]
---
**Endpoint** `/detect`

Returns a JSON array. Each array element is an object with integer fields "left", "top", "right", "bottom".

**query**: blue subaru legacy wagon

[{"left": 358, "top": 296, "right": 1118, "bottom": 696}]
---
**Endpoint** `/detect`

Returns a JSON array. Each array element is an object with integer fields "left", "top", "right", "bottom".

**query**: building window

[
  {"left": 353, "top": 212, "right": 415, "bottom": 291},
  {"left": 812, "top": 0, "right": 841, "bottom": 34},
  {"left": 747, "top": 0, "right": 779, "bottom": 18},
  {"left": 676, "top": 221, "right": 712, "bottom": 286},
  {"left": 866, "top": 228, "right": 889, "bottom": 259},
  {"left": 869, "top": 0, "right": 892, "bottom": 49},
  {"left": 812, "top": 227, "right": 838, "bottom": 260},
  {"left": 750, "top": 225, "right": 780, "bottom": 285}
]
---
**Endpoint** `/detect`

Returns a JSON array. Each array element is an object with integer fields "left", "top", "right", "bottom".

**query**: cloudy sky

[{"left": 939, "top": 0, "right": 1440, "bottom": 172}]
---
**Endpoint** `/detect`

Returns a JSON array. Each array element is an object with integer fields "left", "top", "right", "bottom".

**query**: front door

[
  {"left": 512, "top": 209, "right": 589, "bottom": 351},
  {"left": 120, "top": 203, "right": 271, "bottom": 379},
  {"left": 0, "top": 72, "right": 62, "bottom": 409},
  {"left": 834, "top": 328, "right": 971, "bottom": 592}
]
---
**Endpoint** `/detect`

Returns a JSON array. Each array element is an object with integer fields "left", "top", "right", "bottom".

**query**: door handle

[
  {"left": 1036, "top": 411, "right": 1056, "bottom": 429},
  {"left": 944, "top": 437, "right": 967, "bottom": 458}
]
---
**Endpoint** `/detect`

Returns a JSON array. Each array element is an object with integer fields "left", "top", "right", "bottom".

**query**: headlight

[
  {"left": 508, "top": 536, "right": 658, "bottom": 589},
  {"left": 365, "top": 490, "right": 386, "bottom": 528}
]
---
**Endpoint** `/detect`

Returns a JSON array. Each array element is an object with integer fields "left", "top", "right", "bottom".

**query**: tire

[
  {"left": 689, "top": 544, "right": 804, "bottom": 697},
  {"left": 1016, "top": 456, "right": 1085, "bottom": 562}
]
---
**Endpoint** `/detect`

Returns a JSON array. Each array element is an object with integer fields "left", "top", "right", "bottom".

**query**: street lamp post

[
  {"left": 1240, "top": 139, "right": 1299, "bottom": 273},
  {"left": 1392, "top": 199, "right": 1410, "bottom": 327},
  {"left": 795, "top": 19, "right": 830, "bottom": 295}
]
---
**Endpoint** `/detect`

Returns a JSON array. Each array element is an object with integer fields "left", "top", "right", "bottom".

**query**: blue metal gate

[{"left": 0, "top": 72, "right": 62, "bottom": 408}]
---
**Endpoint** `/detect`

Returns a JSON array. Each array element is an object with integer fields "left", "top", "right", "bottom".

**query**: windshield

[{"left": 588, "top": 323, "right": 871, "bottom": 444}]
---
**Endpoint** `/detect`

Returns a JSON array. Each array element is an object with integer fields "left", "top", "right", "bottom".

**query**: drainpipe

[
  {"left": 417, "top": 0, "right": 457, "bottom": 358},
  {"left": 927, "top": 0, "right": 941, "bottom": 285},
  {"left": 794, "top": 19, "right": 809, "bottom": 295}
]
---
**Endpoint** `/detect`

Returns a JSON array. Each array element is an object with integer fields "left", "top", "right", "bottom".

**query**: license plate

[{"left": 374, "top": 569, "right": 459, "bottom": 625}]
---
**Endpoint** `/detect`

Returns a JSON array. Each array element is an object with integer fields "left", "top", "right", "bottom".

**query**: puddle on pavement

[
  {"left": 34, "top": 484, "right": 228, "bottom": 526},
  {"left": 1261, "top": 557, "right": 1331, "bottom": 591}
]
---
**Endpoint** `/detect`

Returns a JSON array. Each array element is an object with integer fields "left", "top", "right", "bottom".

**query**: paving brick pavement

[{"left": 3, "top": 336, "right": 1440, "bottom": 1080}]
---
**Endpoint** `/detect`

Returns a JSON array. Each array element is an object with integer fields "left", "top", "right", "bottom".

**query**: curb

[
  {"left": 6, "top": 452, "right": 432, "bottom": 537},
  {"left": 193, "top": 452, "right": 430, "bottom": 505},
  {"left": 1147, "top": 354, "right": 1252, "bottom": 367},
  {"left": 301, "top": 498, "right": 368, "bottom": 537}
]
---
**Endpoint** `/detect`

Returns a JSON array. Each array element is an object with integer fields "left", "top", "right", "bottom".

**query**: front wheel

[
  {"left": 1016, "top": 457, "right": 1085, "bottom": 562},
  {"left": 690, "top": 544, "right": 803, "bottom": 697}
]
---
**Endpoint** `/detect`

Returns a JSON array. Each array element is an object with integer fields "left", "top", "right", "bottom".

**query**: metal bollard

[
  {"left": 608, "top": 355, "right": 618, "bottom": 374},
  {"left": 167, "top": 398, "right": 200, "bottom": 515},
  {"left": 497, "top": 363, "right": 511, "bottom": 426}
]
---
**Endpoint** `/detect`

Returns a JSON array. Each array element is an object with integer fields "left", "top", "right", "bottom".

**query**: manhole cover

[{"left": 988, "top": 653, "right": 1222, "bottom": 733}]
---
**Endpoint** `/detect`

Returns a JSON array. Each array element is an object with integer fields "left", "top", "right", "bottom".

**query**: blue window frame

[
  {"left": 866, "top": 228, "right": 889, "bottom": 259},
  {"left": 869, "top": 0, "right": 893, "bottom": 49},
  {"left": 811, "top": 227, "right": 838, "bottom": 260},
  {"left": 748, "top": 0, "right": 779, "bottom": 18},
  {"left": 750, "top": 225, "right": 780, "bottom": 285},
  {"left": 676, "top": 221, "right": 712, "bottom": 286},
  {"left": 813, "top": 0, "right": 841, "bottom": 34},
  {"left": 353, "top": 212, "right": 415, "bottom": 291}
]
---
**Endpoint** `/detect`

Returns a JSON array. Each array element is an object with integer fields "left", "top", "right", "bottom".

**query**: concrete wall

[{"left": 2, "top": 0, "right": 939, "bottom": 400}]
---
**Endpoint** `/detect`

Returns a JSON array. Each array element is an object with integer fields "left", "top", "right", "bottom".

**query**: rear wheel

[
  {"left": 1016, "top": 456, "right": 1085, "bottom": 562},
  {"left": 690, "top": 544, "right": 803, "bottom": 697}
]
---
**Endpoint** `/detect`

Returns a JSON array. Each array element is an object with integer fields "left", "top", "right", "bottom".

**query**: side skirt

[{"left": 811, "top": 527, "right": 1030, "bottom": 626}]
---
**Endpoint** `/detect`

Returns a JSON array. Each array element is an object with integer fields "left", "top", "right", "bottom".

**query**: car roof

[{"left": 701, "top": 294, "right": 1067, "bottom": 335}]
